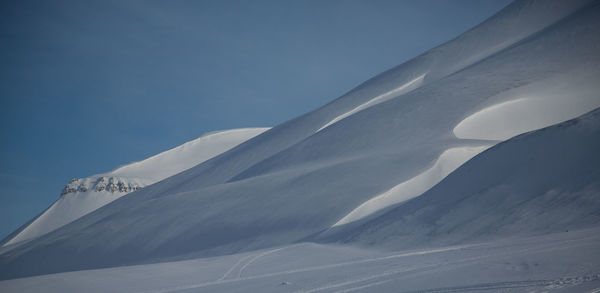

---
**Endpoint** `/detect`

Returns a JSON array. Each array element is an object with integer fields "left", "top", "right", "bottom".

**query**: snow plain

[
  {"left": 1, "top": 0, "right": 599, "bottom": 291},
  {"left": 1, "top": 227, "right": 599, "bottom": 292}
]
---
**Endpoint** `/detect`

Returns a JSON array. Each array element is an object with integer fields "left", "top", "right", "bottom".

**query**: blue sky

[{"left": 0, "top": 0, "right": 511, "bottom": 240}]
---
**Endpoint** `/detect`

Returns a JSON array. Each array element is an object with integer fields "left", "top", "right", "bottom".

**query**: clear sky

[{"left": 0, "top": 0, "right": 512, "bottom": 240}]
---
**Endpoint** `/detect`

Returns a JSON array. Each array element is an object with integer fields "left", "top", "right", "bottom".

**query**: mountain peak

[{"left": 2, "top": 127, "right": 268, "bottom": 248}]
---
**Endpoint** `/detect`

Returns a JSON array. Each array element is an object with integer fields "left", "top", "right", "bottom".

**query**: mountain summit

[{"left": 1, "top": 128, "right": 268, "bottom": 247}]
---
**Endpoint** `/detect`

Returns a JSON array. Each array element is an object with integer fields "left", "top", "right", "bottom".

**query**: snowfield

[
  {"left": 1, "top": 0, "right": 600, "bottom": 291},
  {"left": 1, "top": 227, "right": 600, "bottom": 292}
]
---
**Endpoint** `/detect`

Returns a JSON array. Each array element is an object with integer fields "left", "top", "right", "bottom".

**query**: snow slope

[
  {"left": 316, "top": 73, "right": 426, "bottom": 132},
  {"left": 1, "top": 0, "right": 600, "bottom": 280},
  {"left": 321, "top": 108, "right": 600, "bottom": 248},
  {"left": 1, "top": 128, "right": 268, "bottom": 247}
]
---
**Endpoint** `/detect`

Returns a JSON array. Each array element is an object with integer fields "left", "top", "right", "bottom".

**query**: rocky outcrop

[{"left": 61, "top": 177, "right": 144, "bottom": 196}]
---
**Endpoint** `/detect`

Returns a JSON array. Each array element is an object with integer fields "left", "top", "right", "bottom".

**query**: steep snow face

[
  {"left": 2, "top": 0, "right": 600, "bottom": 280},
  {"left": 313, "top": 0, "right": 593, "bottom": 131},
  {"left": 324, "top": 108, "right": 600, "bottom": 248},
  {"left": 2, "top": 128, "right": 268, "bottom": 247}
]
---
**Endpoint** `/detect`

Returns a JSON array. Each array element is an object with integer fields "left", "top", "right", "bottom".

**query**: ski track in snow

[
  {"left": 143, "top": 245, "right": 473, "bottom": 293},
  {"left": 4, "top": 231, "right": 598, "bottom": 293},
  {"left": 218, "top": 246, "right": 292, "bottom": 281},
  {"left": 237, "top": 246, "right": 289, "bottom": 278},
  {"left": 218, "top": 254, "right": 255, "bottom": 281},
  {"left": 294, "top": 252, "right": 499, "bottom": 293},
  {"left": 154, "top": 232, "right": 600, "bottom": 293}
]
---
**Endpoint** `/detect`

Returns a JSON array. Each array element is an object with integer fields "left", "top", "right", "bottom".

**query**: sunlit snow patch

[
  {"left": 317, "top": 74, "right": 426, "bottom": 132},
  {"left": 108, "top": 128, "right": 270, "bottom": 181},
  {"left": 454, "top": 74, "right": 600, "bottom": 141},
  {"left": 333, "top": 145, "right": 491, "bottom": 227}
]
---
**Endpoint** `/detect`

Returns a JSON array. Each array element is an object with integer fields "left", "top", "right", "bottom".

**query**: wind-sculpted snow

[
  {"left": 2, "top": 0, "right": 600, "bottom": 280},
  {"left": 454, "top": 71, "right": 600, "bottom": 140},
  {"left": 322, "top": 108, "right": 600, "bottom": 248},
  {"left": 333, "top": 145, "right": 492, "bottom": 226},
  {"left": 1, "top": 128, "right": 268, "bottom": 248}
]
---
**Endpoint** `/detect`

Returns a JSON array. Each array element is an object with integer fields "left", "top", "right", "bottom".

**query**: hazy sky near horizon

[{"left": 0, "top": 0, "right": 511, "bottom": 239}]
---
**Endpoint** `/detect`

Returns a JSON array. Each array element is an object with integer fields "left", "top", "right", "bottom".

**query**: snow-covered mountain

[
  {"left": 1, "top": 128, "right": 268, "bottom": 247},
  {"left": 1, "top": 0, "right": 599, "bottom": 285}
]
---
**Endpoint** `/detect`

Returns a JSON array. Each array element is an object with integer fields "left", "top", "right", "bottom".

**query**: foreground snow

[{"left": 1, "top": 227, "right": 599, "bottom": 293}]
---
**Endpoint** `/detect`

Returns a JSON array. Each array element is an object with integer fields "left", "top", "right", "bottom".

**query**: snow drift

[{"left": 333, "top": 145, "right": 492, "bottom": 226}]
